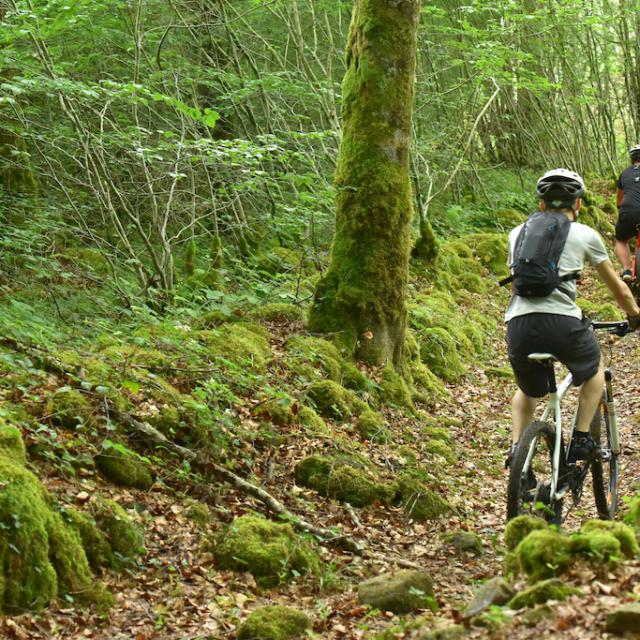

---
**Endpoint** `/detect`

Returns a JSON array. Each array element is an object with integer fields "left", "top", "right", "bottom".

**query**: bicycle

[{"left": 506, "top": 320, "right": 632, "bottom": 525}]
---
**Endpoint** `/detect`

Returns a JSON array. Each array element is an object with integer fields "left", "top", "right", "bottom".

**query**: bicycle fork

[{"left": 603, "top": 368, "right": 620, "bottom": 456}]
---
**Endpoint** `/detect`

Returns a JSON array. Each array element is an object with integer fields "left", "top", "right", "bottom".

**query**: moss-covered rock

[
  {"left": 199, "top": 322, "right": 272, "bottom": 372},
  {"left": 357, "top": 410, "right": 389, "bottom": 443},
  {"left": 419, "top": 327, "right": 465, "bottom": 382},
  {"left": 358, "top": 570, "right": 435, "bottom": 614},
  {"left": 577, "top": 520, "right": 639, "bottom": 559},
  {"left": 424, "top": 439, "right": 456, "bottom": 464},
  {"left": 377, "top": 364, "right": 414, "bottom": 408},
  {"left": 294, "top": 455, "right": 396, "bottom": 507},
  {"left": 396, "top": 474, "right": 449, "bottom": 521},
  {"left": 515, "top": 528, "right": 573, "bottom": 582},
  {"left": 213, "top": 515, "right": 319, "bottom": 587},
  {"left": 605, "top": 603, "right": 640, "bottom": 635},
  {"left": 45, "top": 388, "right": 94, "bottom": 429},
  {"left": 504, "top": 515, "right": 548, "bottom": 552},
  {"left": 90, "top": 499, "right": 145, "bottom": 568},
  {"left": 62, "top": 508, "right": 114, "bottom": 571},
  {"left": 466, "top": 233, "right": 509, "bottom": 278},
  {"left": 252, "top": 398, "right": 296, "bottom": 426},
  {"left": 570, "top": 531, "right": 622, "bottom": 566},
  {"left": 463, "top": 577, "right": 515, "bottom": 619},
  {"left": 249, "top": 303, "right": 304, "bottom": 323},
  {"left": 443, "top": 531, "right": 483, "bottom": 555},
  {"left": 95, "top": 447, "right": 154, "bottom": 490},
  {"left": 286, "top": 336, "right": 369, "bottom": 391},
  {"left": 237, "top": 605, "right": 310, "bottom": 640},
  {"left": 297, "top": 406, "right": 328, "bottom": 435},
  {"left": 305, "top": 380, "right": 366, "bottom": 420},
  {"left": 99, "top": 344, "right": 174, "bottom": 374},
  {"left": 0, "top": 425, "right": 108, "bottom": 612},
  {"left": 410, "top": 361, "right": 449, "bottom": 404},
  {"left": 185, "top": 500, "right": 210, "bottom": 528},
  {"left": 508, "top": 578, "right": 582, "bottom": 610},
  {"left": 624, "top": 495, "right": 640, "bottom": 530}
]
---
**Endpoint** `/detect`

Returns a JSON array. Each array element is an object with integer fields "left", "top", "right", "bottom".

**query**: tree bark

[{"left": 308, "top": 0, "right": 420, "bottom": 369}]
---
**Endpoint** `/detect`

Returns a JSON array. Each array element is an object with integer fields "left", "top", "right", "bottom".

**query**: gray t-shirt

[{"left": 504, "top": 219, "right": 609, "bottom": 322}]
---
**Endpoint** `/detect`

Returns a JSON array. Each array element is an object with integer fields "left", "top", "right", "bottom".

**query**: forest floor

[{"left": 3, "top": 277, "right": 640, "bottom": 640}]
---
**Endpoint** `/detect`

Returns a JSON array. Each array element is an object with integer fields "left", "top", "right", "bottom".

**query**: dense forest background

[{"left": 2, "top": 1, "right": 640, "bottom": 639}]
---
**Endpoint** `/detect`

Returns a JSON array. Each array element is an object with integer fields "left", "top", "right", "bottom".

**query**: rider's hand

[{"left": 628, "top": 314, "right": 640, "bottom": 331}]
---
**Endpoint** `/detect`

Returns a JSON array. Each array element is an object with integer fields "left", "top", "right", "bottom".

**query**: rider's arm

[
  {"left": 616, "top": 187, "right": 624, "bottom": 208},
  {"left": 595, "top": 259, "right": 640, "bottom": 316}
]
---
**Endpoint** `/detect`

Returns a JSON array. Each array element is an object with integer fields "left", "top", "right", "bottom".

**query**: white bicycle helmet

[
  {"left": 630, "top": 144, "right": 640, "bottom": 160},
  {"left": 536, "top": 168, "right": 586, "bottom": 201}
]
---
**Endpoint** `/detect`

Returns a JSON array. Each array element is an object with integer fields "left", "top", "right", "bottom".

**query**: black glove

[{"left": 628, "top": 315, "right": 640, "bottom": 331}]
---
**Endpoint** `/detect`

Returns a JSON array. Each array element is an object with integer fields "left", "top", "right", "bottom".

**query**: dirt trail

[{"left": 4, "top": 295, "right": 640, "bottom": 639}]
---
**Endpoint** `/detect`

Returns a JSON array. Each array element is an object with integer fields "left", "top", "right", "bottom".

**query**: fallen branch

[
  {"left": 1, "top": 338, "right": 363, "bottom": 552},
  {"left": 116, "top": 408, "right": 364, "bottom": 554}
]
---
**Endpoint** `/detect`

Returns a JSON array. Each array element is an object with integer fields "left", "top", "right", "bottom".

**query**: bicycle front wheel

[
  {"left": 591, "top": 404, "right": 619, "bottom": 519},
  {"left": 506, "top": 420, "right": 563, "bottom": 523}
]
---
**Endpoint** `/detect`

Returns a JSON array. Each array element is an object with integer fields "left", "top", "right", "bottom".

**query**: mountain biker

[
  {"left": 615, "top": 144, "right": 640, "bottom": 281},
  {"left": 505, "top": 168, "right": 640, "bottom": 467}
]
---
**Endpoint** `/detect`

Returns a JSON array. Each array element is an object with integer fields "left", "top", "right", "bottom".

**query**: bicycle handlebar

[{"left": 592, "top": 320, "right": 631, "bottom": 337}]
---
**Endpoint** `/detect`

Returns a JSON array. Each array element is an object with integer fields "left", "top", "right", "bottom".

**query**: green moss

[
  {"left": 95, "top": 449, "right": 154, "bottom": 490},
  {"left": 199, "top": 322, "right": 271, "bottom": 372},
  {"left": 0, "top": 426, "right": 107, "bottom": 612},
  {"left": 212, "top": 515, "right": 319, "bottom": 587},
  {"left": 253, "top": 398, "right": 296, "bottom": 426},
  {"left": 577, "top": 521, "right": 639, "bottom": 558},
  {"left": 624, "top": 496, "right": 640, "bottom": 529},
  {"left": 297, "top": 406, "right": 328, "bottom": 435},
  {"left": 410, "top": 361, "right": 448, "bottom": 404},
  {"left": 515, "top": 529, "right": 573, "bottom": 582},
  {"left": 249, "top": 303, "right": 304, "bottom": 323},
  {"left": 504, "top": 515, "right": 548, "bottom": 552},
  {"left": 577, "top": 298, "right": 624, "bottom": 321},
  {"left": 99, "top": 344, "right": 174, "bottom": 374},
  {"left": 185, "top": 501, "right": 210, "bottom": 528},
  {"left": 46, "top": 388, "right": 94, "bottom": 429},
  {"left": 508, "top": 578, "right": 582, "bottom": 610},
  {"left": 294, "top": 455, "right": 396, "bottom": 507},
  {"left": 377, "top": 364, "right": 414, "bottom": 408},
  {"left": 424, "top": 439, "right": 456, "bottom": 464},
  {"left": 485, "top": 366, "right": 514, "bottom": 379},
  {"left": 396, "top": 474, "right": 450, "bottom": 521},
  {"left": 570, "top": 531, "right": 622, "bottom": 565},
  {"left": 420, "top": 424, "right": 451, "bottom": 443},
  {"left": 90, "top": 499, "right": 145, "bottom": 568},
  {"left": 419, "top": 327, "right": 465, "bottom": 381},
  {"left": 466, "top": 233, "right": 509, "bottom": 278},
  {"left": 357, "top": 410, "right": 389, "bottom": 443},
  {"left": 62, "top": 508, "right": 114, "bottom": 571},
  {"left": 237, "top": 605, "right": 310, "bottom": 640},
  {"left": 306, "top": 380, "right": 365, "bottom": 420}
]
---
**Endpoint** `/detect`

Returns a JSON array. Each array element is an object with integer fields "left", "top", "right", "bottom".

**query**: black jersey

[{"left": 617, "top": 165, "right": 640, "bottom": 214}]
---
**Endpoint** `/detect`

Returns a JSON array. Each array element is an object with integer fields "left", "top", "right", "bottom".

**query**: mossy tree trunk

[{"left": 308, "top": 0, "right": 420, "bottom": 368}]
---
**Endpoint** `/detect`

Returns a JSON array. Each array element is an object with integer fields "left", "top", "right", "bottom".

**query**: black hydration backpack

[{"left": 499, "top": 211, "right": 580, "bottom": 298}]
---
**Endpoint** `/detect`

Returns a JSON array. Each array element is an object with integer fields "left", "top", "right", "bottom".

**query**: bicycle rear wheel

[
  {"left": 591, "top": 404, "right": 619, "bottom": 519},
  {"left": 506, "top": 421, "right": 563, "bottom": 523}
]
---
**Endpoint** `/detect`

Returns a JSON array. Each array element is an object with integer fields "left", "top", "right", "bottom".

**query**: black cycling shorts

[
  {"left": 506, "top": 313, "right": 601, "bottom": 398},
  {"left": 615, "top": 209, "right": 640, "bottom": 241}
]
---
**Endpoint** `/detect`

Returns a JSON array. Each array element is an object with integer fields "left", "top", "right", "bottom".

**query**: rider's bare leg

[
  {"left": 511, "top": 389, "right": 538, "bottom": 444},
  {"left": 615, "top": 239, "right": 632, "bottom": 272},
  {"left": 575, "top": 362, "right": 605, "bottom": 433}
]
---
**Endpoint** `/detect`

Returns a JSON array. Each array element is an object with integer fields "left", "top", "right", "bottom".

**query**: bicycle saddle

[{"left": 527, "top": 352, "right": 557, "bottom": 363}]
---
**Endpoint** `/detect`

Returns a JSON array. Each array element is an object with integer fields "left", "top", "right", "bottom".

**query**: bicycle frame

[{"left": 522, "top": 322, "right": 626, "bottom": 506}]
